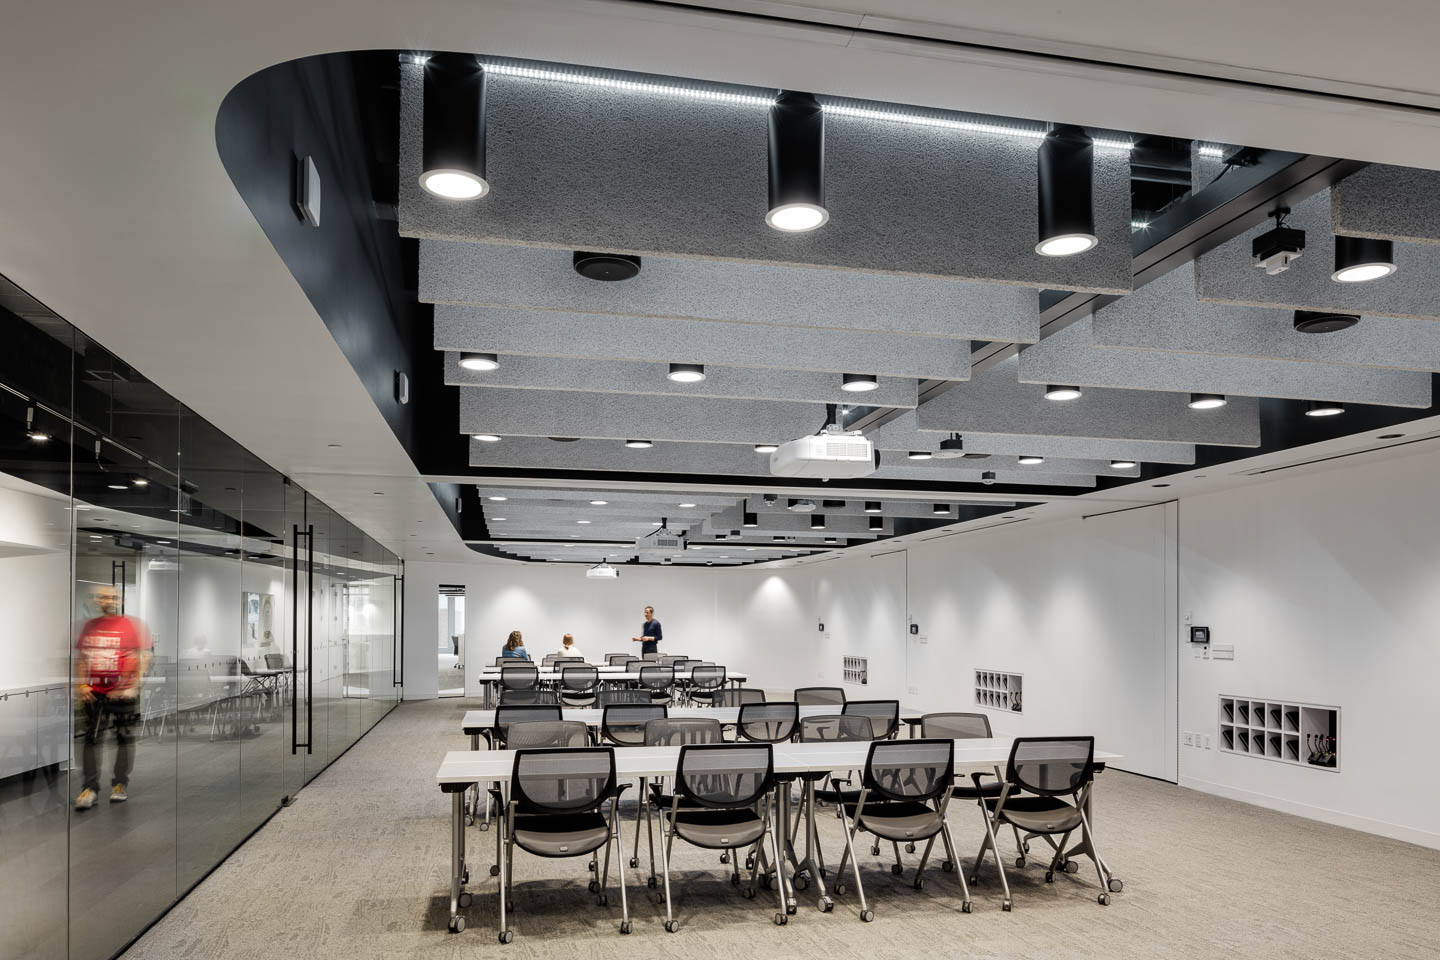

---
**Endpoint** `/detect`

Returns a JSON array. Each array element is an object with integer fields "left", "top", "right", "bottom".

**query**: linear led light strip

[
  {"left": 478, "top": 59, "right": 1134, "bottom": 150},
  {"left": 1197, "top": 143, "right": 1226, "bottom": 158}
]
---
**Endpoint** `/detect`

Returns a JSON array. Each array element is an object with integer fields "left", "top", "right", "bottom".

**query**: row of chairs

[
  {"left": 486, "top": 715, "right": 1108, "bottom": 940},
  {"left": 491, "top": 663, "right": 730, "bottom": 708}
]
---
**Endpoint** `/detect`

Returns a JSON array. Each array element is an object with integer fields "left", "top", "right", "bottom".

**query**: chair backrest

[
  {"left": 504, "top": 719, "right": 589, "bottom": 749},
  {"left": 493, "top": 656, "right": 509, "bottom": 667},
  {"left": 264, "top": 653, "right": 286, "bottom": 670},
  {"left": 659, "top": 655, "right": 684, "bottom": 666},
  {"left": 863, "top": 738, "right": 954, "bottom": 803},
  {"left": 622, "top": 658, "right": 648, "bottom": 672},
  {"left": 601, "top": 704, "right": 667, "bottom": 746},
  {"left": 843, "top": 699, "right": 900, "bottom": 739},
  {"left": 689, "top": 665, "right": 726, "bottom": 691},
  {"left": 638, "top": 665, "right": 675, "bottom": 692},
  {"left": 714, "top": 687, "right": 766, "bottom": 707},
  {"left": 494, "top": 704, "right": 563, "bottom": 743},
  {"left": 500, "top": 663, "right": 539, "bottom": 690},
  {"left": 737, "top": 701, "right": 800, "bottom": 743},
  {"left": 595, "top": 688, "right": 653, "bottom": 707},
  {"left": 554, "top": 656, "right": 585, "bottom": 665},
  {"left": 675, "top": 744, "right": 774, "bottom": 809},
  {"left": 642, "top": 652, "right": 662, "bottom": 661},
  {"left": 921, "top": 712, "right": 992, "bottom": 740},
  {"left": 800, "top": 714, "right": 874, "bottom": 742},
  {"left": 541, "top": 654, "right": 559, "bottom": 667},
  {"left": 794, "top": 686, "right": 846, "bottom": 706},
  {"left": 560, "top": 665, "right": 600, "bottom": 693},
  {"left": 511, "top": 747, "right": 616, "bottom": 815},
  {"left": 645, "top": 717, "right": 724, "bottom": 746},
  {"left": 1005, "top": 737, "right": 1095, "bottom": 796},
  {"left": 606, "top": 653, "right": 631, "bottom": 665},
  {"left": 500, "top": 687, "right": 558, "bottom": 706}
]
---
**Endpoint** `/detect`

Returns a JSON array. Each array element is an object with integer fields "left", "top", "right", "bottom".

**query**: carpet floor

[{"left": 121, "top": 699, "right": 1440, "bottom": 960}]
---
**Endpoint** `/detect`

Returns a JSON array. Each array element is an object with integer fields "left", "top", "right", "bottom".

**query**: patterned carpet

[{"left": 123, "top": 699, "right": 1440, "bottom": 960}]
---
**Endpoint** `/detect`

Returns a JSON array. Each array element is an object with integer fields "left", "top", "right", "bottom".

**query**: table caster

[
  {"left": 1001, "top": 899, "right": 1013, "bottom": 912},
  {"left": 1108, "top": 878, "right": 1124, "bottom": 893},
  {"left": 960, "top": 900, "right": 972, "bottom": 913},
  {"left": 941, "top": 860, "right": 954, "bottom": 872},
  {"left": 787, "top": 902, "right": 797, "bottom": 915},
  {"left": 794, "top": 874, "right": 809, "bottom": 890},
  {"left": 905, "top": 842, "right": 916, "bottom": 853},
  {"left": 912, "top": 878, "right": 924, "bottom": 890},
  {"left": 588, "top": 880, "right": 600, "bottom": 894},
  {"left": 729, "top": 874, "right": 740, "bottom": 886},
  {"left": 448, "top": 917, "right": 465, "bottom": 933},
  {"left": 458, "top": 892, "right": 472, "bottom": 907},
  {"left": 619, "top": 921, "right": 632, "bottom": 935},
  {"left": 629, "top": 857, "right": 639, "bottom": 868},
  {"left": 498, "top": 930, "right": 513, "bottom": 944},
  {"left": 820, "top": 897, "right": 834, "bottom": 912},
  {"left": 1098, "top": 893, "right": 1110, "bottom": 906},
  {"left": 478, "top": 822, "right": 490, "bottom": 832},
  {"left": 1045, "top": 870, "right": 1054, "bottom": 883},
  {"left": 773, "top": 913, "right": 788, "bottom": 926},
  {"left": 720, "top": 852, "right": 730, "bottom": 864},
  {"left": 1015, "top": 856, "right": 1026, "bottom": 868},
  {"left": 664, "top": 920, "right": 680, "bottom": 933},
  {"left": 891, "top": 864, "right": 903, "bottom": 876},
  {"left": 834, "top": 882, "right": 847, "bottom": 895},
  {"left": 489, "top": 865, "right": 500, "bottom": 877},
  {"left": 1064, "top": 859, "right": 1080, "bottom": 874},
  {"left": 650, "top": 876, "right": 660, "bottom": 888},
  {"left": 860, "top": 909, "right": 874, "bottom": 923},
  {"left": 597, "top": 893, "right": 609, "bottom": 906}
]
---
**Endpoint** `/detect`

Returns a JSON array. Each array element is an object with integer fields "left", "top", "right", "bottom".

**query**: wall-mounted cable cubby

[
  {"left": 1218, "top": 695, "right": 1339, "bottom": 771},
  {"left": 842, "top": 656, "right": 868, "bottom": 685},
  {"left": 975, "top": 669, "right": 1023, "bottom": 713}
]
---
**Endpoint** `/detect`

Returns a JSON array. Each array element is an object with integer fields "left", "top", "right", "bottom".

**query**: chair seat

[
  {"left": 987, "top": 795, "right": 1083, "bottom": 833},
  {"left": 815, "top": 785, "right": 861, "bottom": 806},
  {"left": 512, "top": 812, "right": 611, "bottom": 857},
  {"left": 673, "top": 807, "right": 766, "bottom": 849},
  {"left": 842, "top": 800, "right": 943, "bottom": 841},
  {"left": 952, "top": 780, "right": 1006, "bottom": 800}
]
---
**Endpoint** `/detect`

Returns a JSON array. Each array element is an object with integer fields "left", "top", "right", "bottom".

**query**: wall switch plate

[
  {"left": 1183, "top": 732, "right": 1194, "bottom": 746},
  {"left": 1203, "top": 734, "right": 1213, "bottom": 749}
]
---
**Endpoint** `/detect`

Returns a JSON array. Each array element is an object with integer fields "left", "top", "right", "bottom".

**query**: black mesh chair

[
  {"left": 921, "top": 712, "right": 1024, "bottom": 865},
  {"left": 596, "top": 688, "right": 653, "bottom": 708},
  {"left": 794, "top": 686, "right": 846, "bottom": 706},
  {"left": 790, "top": 714, "right": 874, "bottom": 905},
  {"left": 634, "top": 717, "right": 726, "bottom": 886},
  {"left": 601, "top": 704, "right": 667, "bottom": 748},
  {"left": 496, "top": 747, "right": 633, "bottom": 940},
  {"left": 831, "top": 739, "right": 971, "bottom": 919},
  {"left": 736, "top": 702, "right": 799, "bottom": 744},
  {"left": 486, "top": 704, "right": 564, "bottom": 749},
  {"left": 638, "top": 665, "right": 676, "bottom": 706},
  {"left": 540, "top": 654, "right": 559, "bottom": 669},
  {"left": 971, "top": 736, "right": 1117, "bottom": 909},
  {"left": 713, "top": 687, "right": 766, "bottom": 707},
  {"left": 500, "top": 687, "right": 558, "bottom": 706},
  {"left": 560, "top": 666, "right": 600, "bottom": 707},
  {"left": 843, "top": 699, "right": 900, "bottom": 740},
  {"left": 493, "top": 656, "right": 510, "bottom": 667},
  {"left": 504, "top": 719, "right": 590, "bottom": 749},
  {"left": 656, "top": 744, "right": 787, "bottom": 931},
  {"left": 621, "top": 657, "right": 648, "bottom": 675},
  {"left": 685, "top": 665, "right": 726, "bottom": 706},
  {"left": 554, "top": 656, "right": 586, "bottom": 667},
  {"left": 606, "top": 653, "right": 631, "bottom": 665}
]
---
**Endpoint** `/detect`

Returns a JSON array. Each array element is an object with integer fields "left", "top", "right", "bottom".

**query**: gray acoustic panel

[
  {"left": 476, "top": 488, "right": 739, "bottom": 507},
  {"left": 726, "top": 499, "right": 1013, "bottom": 519},
  {"left": 1331, "top": 165, "right": 1440, "bottom": 245},
  {"left": 915, "top": 356, "right": 1261, "bottom": 446},
  {"left": 484, "top": 503, "right": 720, "bottom": 524},
  {"left": 872, "top": 464, "right": 1096, "bottom": 487},
  {"left": 460, "top": 389, "right": 826, "bottom": 443},
  {"left": 1094, "top": 264, "right": 1440, "bottom": 372},
  {"left": 1019, "top": 316, "right": 1431, "bottom": 408},
  {"left": 435, "top": 305, "right": 971, "bottom": 380},
  {"left": 704, "top": 505, "right": 890, "bottom": 536},
  {"left": 422, "top": 241, "right": 1040, "bottom": 342},
  {"left": 397, "top": 63, "right": 1134, "bottom": 292},
  {"left": 1195, "top": 190, "right": 1440, "bottom": 321},
  {"left": 446, "top": 353, "right": 920, "bottom": 407},
  {"left": 878, "top": 409, "right": 1196, "bottom": 464},
  {"left": 470, "top": 437, "right": 798, "bottom": 476}
]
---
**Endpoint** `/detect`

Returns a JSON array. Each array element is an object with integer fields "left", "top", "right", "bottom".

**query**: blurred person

[
  {"left": 555, "top": 633, "right": 585, "bottom": 660},
  {"left": 74, "top": 585, "right": 152, "bottom": 809},
  {"left": 631, "top": 605, "right": 662, "bottom": 656},
  {"left": 500, "top": 629, "right": 531, "bottom": 661}
]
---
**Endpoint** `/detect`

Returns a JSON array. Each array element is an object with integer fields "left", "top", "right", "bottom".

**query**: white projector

[{"left": 769, "top": 429, "right": 877, "bottom": 479}]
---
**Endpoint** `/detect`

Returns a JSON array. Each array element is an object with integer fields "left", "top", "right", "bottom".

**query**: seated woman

[{"left": 500, "top": 630, "right": 531, "bottom": 660}]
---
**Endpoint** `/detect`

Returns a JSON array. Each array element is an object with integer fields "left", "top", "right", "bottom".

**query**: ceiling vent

[{"left": 573, "top": 251, "right": 641, "bottom": 281}]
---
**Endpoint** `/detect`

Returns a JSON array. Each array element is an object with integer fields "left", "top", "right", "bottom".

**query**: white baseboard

[{"left": 1179, "top": 775, "right": 1440, "bottom": 851}]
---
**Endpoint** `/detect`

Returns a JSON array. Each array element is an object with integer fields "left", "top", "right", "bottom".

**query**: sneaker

[
  {"left": 75, "top": 788, "right": 97, "bottom": 810},
  {"left": 110, "top": 784, "right": 128, "bottom": 803}
]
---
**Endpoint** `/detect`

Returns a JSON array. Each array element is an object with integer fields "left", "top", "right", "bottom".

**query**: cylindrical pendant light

[
  {"left": 1036, "top": 125, "right": 1097, "bottom": 256},
  {"left": 667, "top": 363, "right": 706, "bottom": 383},
  {"left": 1188, "top": 393, "right": 1227, "bottom": 410},
  {"left": 863, "top": 501, "right": 882, "bottom": 513},
  {"left": 766, "top": 91, "right": 828, "bottom": 232},
  {"left": 1332, "top": 236, "right": 1396, "bottom": 283},
  {"left": 421, "top": 54, "right": 489, "bottom": 200}
]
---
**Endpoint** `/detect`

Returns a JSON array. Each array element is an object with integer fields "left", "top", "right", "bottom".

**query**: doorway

[{"left": 437, "top": 585, "right": 465, "bottom": 697}]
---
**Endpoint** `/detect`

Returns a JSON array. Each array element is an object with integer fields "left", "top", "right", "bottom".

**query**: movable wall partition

[{"left": 0, "top": 299, "right": 401, "bottom": 960}]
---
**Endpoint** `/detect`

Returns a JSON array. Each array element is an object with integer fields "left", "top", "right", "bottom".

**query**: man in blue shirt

[{"left": 632, "top": 606, "right": 662, "bottom": 655}]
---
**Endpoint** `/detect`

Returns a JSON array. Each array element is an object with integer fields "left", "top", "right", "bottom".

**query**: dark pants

[
  {"left": 641, "top": 641, "right": 658, "bottom": 656},
  {"left": 82, "top": 693, "right": 138, "bottom": 791}
]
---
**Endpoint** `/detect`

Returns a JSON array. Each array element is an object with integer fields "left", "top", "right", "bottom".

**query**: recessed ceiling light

[
  {"left": 372, "top": 491, "right": 384, "bottom": 496},
  {"left": 1332, "top": 236, "right": 1396, "bottom": 283},
  {"left": 1044, "top": 385, "right": 1082, "bottom": 401},
  {"left": 1188, "top": 393, "right": 1227, "bottom": 410},
  {"left": 472, "top": 434, "right": 501, "bottom": 443},
  {"left": 932, "top": 503, "right": 952, "bottom": 515},
  {"left": 678, "top": 502, "right": 698, "bottom": 508},
  {"left": 1304, "top": 400, "right": 1345, "bottom": 417},
  {"left": 1017, "top": 455, "right": 1045, "bottom": 465},
  {"left": 841, "top": 373, "right": 879, "bottom": 392},
  {"left": 625, "top": 440, "right": 654, "bottom": 449},
  {"left": 420, "top": 169, "right": 489, "bottom": 199},
  {"left": 488, "top": 496, "right": 507, "bottom": 501},
  {"left": 107, "top": 483, "right": 128, "bottom": 491},
  {"left": 1378, "top": 433, "right": 1404, "bottom": 440},
  {"left": 132, "top": 478, "right": 149, "bottom": 487},
  {"left": 459, "top": 352, "right": 500, "bottom": 371},
  {"left": 754, "top": 443, "right": 779, "bottom": 453},
  {"left": 868, "top": 516, "right": 883, "bottom": 531},
  {"left": 652, "top": 521, "right": 663, "bottom": 526},
  {"left": 667, "top": 363, "right": 706, "bottom": 383},
  {"left": 1110, "top": 459, "right": 1138, "bottom": 469},
  {"left": 588, "top": 499, "right": 608, "bottom": 506},
  {"left": 156, "top": 539, "right": 170, "bottom": 544},
  {"left": 328, "top": 443, "right": 342, "bottom": 448},
  {"left": 576, "top": 519, "right": 591, "bottom": 524},
  {"left": 27, "top": 430, "right": 51, "bottom": 442},
  {"left": 863, "top": 501, "right": 882, "bottom": 513},
  {"left": 907, "top": 451, "right": 933, "bottom": 461},
  {"left": 491, "top": 517, "right": 506, "bottom": 521},
  {"left": 1153, "top": 483, "right": 1171, "bottom": 488},
  {"left": 742, "top": 512, "right": 758, "bottom": 527}
]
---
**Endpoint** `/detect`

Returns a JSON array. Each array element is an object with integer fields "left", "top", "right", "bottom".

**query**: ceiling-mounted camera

[{"left": 1253, "top": 207, "right": 1304, "bottom": 276}]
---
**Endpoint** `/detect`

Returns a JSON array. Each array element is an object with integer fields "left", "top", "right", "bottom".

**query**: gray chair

[
  {"left": 496, "top": 747, "right": 633, "bottom": 940},
  {"left": 638, "top": 665, "right": 675, "bottom": 706},
  {"left": 596, "top": 688, "right": 652, "bottom": 707},
  {"left": 713, "top": 687, "right": 765, "bottom": 707},
  {"left": 736, "top": 702, "right": 799, "bottom": 744},
  {"left": 634, "top": 717, "right": 726, "bottom": 884},
  {"left": 842, "top": 699, "right": 900, "bottom": 740},
  {"left": 794, "top": 714, "right": 874, "bottom": 896},
  {"left": 601, "top": 704, "right": 667, "bottom": 748},
  {"left": 920, "top": 712, "right": 1019, "bottom": 864},
  {"left": 656, "top": 743, "right": 786, "bottom": 931},
  {"left": 504, "top": 719, "right": 589, "bottom": 749},
  {"left": 794, "top": 686, "right": 846, "bottom": 706},
  {"left": 606, "top": 653, "right": 631, "bottom": 665},
  {"left": 685, "top": 665, "right": 726, "bottom": 706},
  {"left": 560, "top": 666, "right": 600, "bottom": 707},
  {"left": 642, "top": 652, "right": 662, "bottom": 661},
  {"left": 484, "top": 704, "right": 563, "bottom": 749},
  {"left": 972, "top": 736, "right": 1117, "bottom": 909},
  {"left": 831, "top": 738, "right": 971, "bottom": 920},
  {"left": 500, "top": 687, "right": 558, "bottom": 706}
]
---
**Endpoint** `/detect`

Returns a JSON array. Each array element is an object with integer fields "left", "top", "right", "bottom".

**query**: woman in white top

[{"left": 556, "top": 633, "right": 585, "bottom": 660}]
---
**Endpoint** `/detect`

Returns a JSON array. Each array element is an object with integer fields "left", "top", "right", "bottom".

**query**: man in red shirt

[{"left": 74, "top": 585, "right": 152, "bottom": 809}]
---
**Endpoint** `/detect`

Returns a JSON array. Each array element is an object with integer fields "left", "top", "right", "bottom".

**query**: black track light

[
  {"left": 766, "top": 91, "right": 827, "bottom": 232},
  {"left": 742, "top": 511, "right": 758, "bottom": 528},
  {"left": 932, "top": 503, "right": 951, "bottom": 515},
  {"left": 420, "top": 54, "right": 489, "bottom": 200},
  {"left": 869, "top": 515, "right": 883, "bottom": 531},
  {"left": 810, "top": 514, "right": 826, "bottom": 529},
  {"left": 1332, "top": 236, "right": 1396, "bottom": 283},
  {"left": 863, "top": 501, "right": 882, "bottom": 513},
  {"left": 1036, "top": 125, "right": 1097, "bottom": 256},
  {"left": 935, "top": 434, "right": 966, "bottom": 459}
]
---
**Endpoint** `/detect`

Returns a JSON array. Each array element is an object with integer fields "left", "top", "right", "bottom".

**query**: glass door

[{"left": 282, "top": 483, "right": 321, "bottom": 795}]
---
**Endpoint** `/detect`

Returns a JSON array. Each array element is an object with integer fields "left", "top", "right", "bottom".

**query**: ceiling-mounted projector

[
  {"left": 585, "top": 562, "right": 619, "bottom": 579},
  {"left": 787, "top": 498, "right": 816, "bottom": 512},
  {"left": 770, "top": 426, "right": 877, "bottom": 479},
  {"left": 635, "top": 519, "right": 686, "bottom": 562}
]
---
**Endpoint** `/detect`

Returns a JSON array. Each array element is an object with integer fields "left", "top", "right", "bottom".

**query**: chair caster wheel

[
  {"left": 745, "top": 856, "right": 755, "bottom": 870},
  {"left": 905, "top": 842, "right": 916, "bottom": 853},
  {"left": 860, "top": 910, "right": 874, "bottom": 923},
  {"left": 1045, "top": 870, "right": 1054, "bottom": 883},
  {"left": 478, "top": 822, "right": 490, "bottom": 832},
  {"left": 664, "top": 920, "right": 680, "bottom": 933},
  {"left": 730, "top": 874, "right": 740, "bottom": 886},
  {"left": 619, "top": 921, "right": 632, "bottom": 935},
  {"left": 448, "top": 917, "right": 465, "bottom": 933},
  {"left": 1014, "top": 856, "right": 1026, "bottom": 868},
  {"left": 597, "top": 893, "right": 608, "bottom": 906},
  {"left": 588, "top": 880, "right": 600, "bottom": 894},
  {"left": 720, "top": 852, "right": 730, "bottom": 864},
  {"left": 489, "top": 865, "right": 500, "bottom": 877},
  {"left": 461, "top": 869, "right": 470, "bottom": 884},
  {"left": 891, "top": 864, "right": 903, "bottom": 876},
  {"left": 1064, "top": 859, "right": 1080, "bottom": 874},
  {"left": 912, "top": 878, "right": 924, "bottom": 890},
  {"left": 941, "top": 860, "right": 954, "bottom": 872},
  {"left": 834, "top": 883, "right": 847, "bottom": 895},
  {"left": 961, "top": 900, "right": 972, "bottom": 913},
  {"left": 1108, "top": 878, "right": 1124, "bottom": 893},
  {"left": 498, "top": 930, "right": 513, "bottom": 944},
  {"left": 464, "top": 816, "right": 474, "bottom": 827},
  {"left": 629, "top": 857, "right": 639, "bottom": 868},
  {"left": 1098, "top": 893, "right": 1110, "bottom": 906},
  {"left": 774, "top": 913, "right": 788, "bottom": 926},
  {"left": 1001, "top": 899, "right": 1013, "bottom": 912},
  {"left": 649, "top": 877, "right": 659, "bottom": 889},
  {"left": 742, "top": 887, "right": 757, "bottom": 899},
  {"left": 458, "top": 892, "right": 472, "bottom": 907},
  {"left": 1022, "top": 841, "right": 1030, "bottom": 852},
  {"left": 870, "top": 845, "right": 880, "bottom": 857},
  {"left": 588, "top": 860, "right": 597, "bottom": 873},
  {"left": 820, "top": 898, "right": 834, "bottom": 913},
  {"left": 794, "top": 874, "right": 809, "bottom": 890},
  {"left": 787, "top": 903, "right": 797, "bottom": 915},
  {"left": 968, "top": 875, "right": 980, "bottom": 885}
]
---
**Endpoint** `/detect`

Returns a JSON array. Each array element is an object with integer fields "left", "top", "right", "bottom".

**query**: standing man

[
  {"left": 631, "top": 605, "right": 662, "bottom": 656},
  {"left": 74, "top": 585, "right": 152, "bottom": 810}
]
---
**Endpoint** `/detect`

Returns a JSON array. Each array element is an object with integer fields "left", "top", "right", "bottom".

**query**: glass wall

[{"left": 0, "top": 294, "right": 400, "bottom": 960}]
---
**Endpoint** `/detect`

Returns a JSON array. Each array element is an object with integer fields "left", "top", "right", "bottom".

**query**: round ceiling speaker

[
  {"left": 1293, "top": 310, "right": 1360, "bottom": 334},
  {"left": 573, "top": 251, "right": 642, "bottom": 281}
]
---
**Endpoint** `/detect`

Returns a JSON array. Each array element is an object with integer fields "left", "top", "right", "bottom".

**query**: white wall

[{"left": 1177, "top": 444, "right": 1440, "bottom": 849}]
